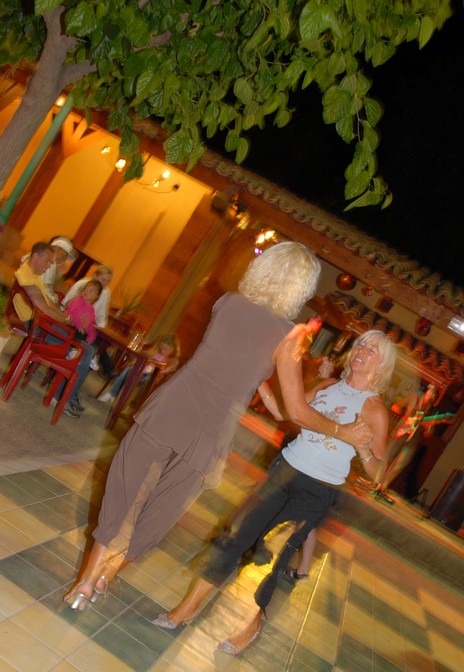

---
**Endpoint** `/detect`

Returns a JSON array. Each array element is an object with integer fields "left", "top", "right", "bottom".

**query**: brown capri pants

[{"left": 93, "top": 423, "right": 205, "bottom": 561}]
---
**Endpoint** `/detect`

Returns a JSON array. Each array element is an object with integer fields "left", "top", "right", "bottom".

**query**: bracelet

[
  {"left": 333, "top": 422, "right": 339, "bottom": 436},
  {"left": 360, "top": 450, "right": 374, "bottom": 464},
  {"left": 261, "top": 393, "right": 273, "bottom": 400}
]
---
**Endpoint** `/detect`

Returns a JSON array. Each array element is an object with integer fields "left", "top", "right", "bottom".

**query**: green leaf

[
  {"left": 234, "top": 78, "right": 253, "bottom": 106},
  {"left": 203, "top": 102, "right": 220, "bottom": 126},
  {"left": 263, "top": 91, "right": 288, "bottom": 115},
  {"left": 275, "top": 107, "right": 291, "bottom": 128},
  {"left": 177, "top": 38, "right": 206, "bottom": 72},
  {"left": 322, "top": 86, "right": 351, "bottom": 124},
  {"left": 164, "top": 130, "right": 194, "bottom": 164},
  {"left": 107, "top": 106, "right": 129, "bottom": 132},
  {"left": 356, "top": 72, "right": 371, "bottom": 97},
  {"left": 336, "top": 116, "right": 354, "bottom": 144},
  {"left": 123, "top": 151, "right": 144, "bottom": 182},
  {"left": 362, "top": 124, "right": 379, "bottom": 152},
  {"left": 235, "top": 136, "right": 249, "bottom": 163},
  {"left": 300, "top": 4, "right": 342, "bottom": 42},
  {"left": 345, "top": 170, "right": 370, "bottom": 199},
  {"left": 65, "top": 2, "right": 97, "bottom": 36},
  {"left": 186, "top": 143, "right": 206, "bottom": 172},
  {"left": 133, "top": 71, "right": 161, "bottom": 106},
  {"left": 352, "top": 0, "right": 368, "bottom": 24},
  {"left": 419, "top": 15, "right": 434, "bottom": 49},
  {"left": 119, "top": 132, "right": 139, "bottom": 157},
  {"left": 204, "top": 38, "right": 229, "bottom": 74},
  {"left": 364, "top": 97, "right": 383, "bottom": 126},
  {"left": 381, "top": 191, "right": 393, "bottom": 209},
  {"left": 344, "top": 188, "right": 381, "bottom": 210},
  {"left": 225, "top": 130, "right": 239, "bottom": 152},
  {"left": 371, "top": 39, "right": 395, "bottom": 67},
  {"left": 35, "top": 0, "right": 62, "bottom": 14}
]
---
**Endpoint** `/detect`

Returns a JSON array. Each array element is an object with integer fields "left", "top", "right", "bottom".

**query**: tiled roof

[
  {"left": 200, "top": 153, "right": 464, "bottom": 313},
  {"left": 327, "top": 291, "right": 464, "bottom": 385}
]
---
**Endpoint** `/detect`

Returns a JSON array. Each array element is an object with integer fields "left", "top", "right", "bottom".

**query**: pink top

[{"left": 66, "top": 296, "right": 97, "bottom": 343}]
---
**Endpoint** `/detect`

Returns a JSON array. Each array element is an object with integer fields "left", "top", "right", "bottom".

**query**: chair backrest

[{"left": 4, "top": 280, "right": 33, "bottom": 337}]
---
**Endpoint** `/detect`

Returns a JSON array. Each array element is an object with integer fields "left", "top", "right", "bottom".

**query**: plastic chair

[
  {"left": 3, "top": 280, "right": 32, "bottom": 338},
  {"left": 1, "top": 310, "right": 85, "bottom": 424}
]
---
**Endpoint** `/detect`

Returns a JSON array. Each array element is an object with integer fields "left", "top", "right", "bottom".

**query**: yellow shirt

[{"left": 14, "top": 262, "right": 53, "bottom": 322}]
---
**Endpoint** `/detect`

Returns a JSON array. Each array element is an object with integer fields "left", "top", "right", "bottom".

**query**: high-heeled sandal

[
  {"left": 63, "top": 579, "right": 95, "bottom": 611},
  {"left": 151, "top": 609, "right": 199, "bottom": 630},
  {"left": 282, "top": 568, "right": 308, "bottom": 583},
  {"left": 217, "top": 609, "right": 264, "bottom": 655},
  {"left": 90, "top": 576, "right": 109, "bottom": 604}
]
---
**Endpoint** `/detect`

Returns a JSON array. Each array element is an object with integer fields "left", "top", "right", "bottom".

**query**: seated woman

[
  {"left": 98, "top": 334, "right": 180, "bottom": 403},
  {"left": 153, "top": 329, "right": 396, "bottom": 656}
]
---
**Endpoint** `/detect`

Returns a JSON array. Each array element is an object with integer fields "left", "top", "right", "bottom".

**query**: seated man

[
  {"left": 14, "top": 242, "right": 70, "bottom": 327},
  {"left": 19, "top": 236, "right": 76, "bottom": 304},
  {"left": 14, "top": 241, "right": 94, "bottom": 419}
]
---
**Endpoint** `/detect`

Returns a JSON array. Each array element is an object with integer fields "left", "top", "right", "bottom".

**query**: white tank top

[{"left": 282, "top": 380, "right": 378, "bottom": 485}]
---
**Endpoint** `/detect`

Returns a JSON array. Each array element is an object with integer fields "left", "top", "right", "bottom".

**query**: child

[
  {"left": 50, "top": 279, "right": 103, "bottom": 417},
  {"left": 65, "top": 279, "right": 103, "bottom": 344},
  {"left": 98, "top": 334, "right": 180, "bottom": 403}
]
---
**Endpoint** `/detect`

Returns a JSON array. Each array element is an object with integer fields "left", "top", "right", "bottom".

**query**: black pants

[{"left": 198, "top": 457, "right": 338, "bottom": 608}]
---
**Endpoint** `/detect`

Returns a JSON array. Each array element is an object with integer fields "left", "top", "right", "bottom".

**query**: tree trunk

[{"left": 0, "top": 7, "right": 75, "bottom": 192}]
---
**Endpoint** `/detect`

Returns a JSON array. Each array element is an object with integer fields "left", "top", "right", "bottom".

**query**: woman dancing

[
  {"left": 64, "top": 242, "right": 372, "bottom": 610},
  {"left": 154, "top": 329, "right": 396, "bottom": 655}
]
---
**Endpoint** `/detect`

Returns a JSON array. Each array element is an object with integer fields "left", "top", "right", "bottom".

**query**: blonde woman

[
  {"left": 156, "top": 330, "right": 396, "bottom": 655},
  {"left": 64, "top": 242, "right": 372, "bottom": 610}
]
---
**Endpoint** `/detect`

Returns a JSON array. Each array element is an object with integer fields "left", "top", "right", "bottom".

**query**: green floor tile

[
  {"left": 0, "top": 476, "right": 39, "bottom": 506},
  {"left": 6, "top": 471, "right": 67, "bottom": 500},
  {"left": 93, "top": 622, "right": 159, "bottom": 672},
  {"left": 19, "top": 543, "right": 76, "bottom": 584},
  {"left": 0, "top": 553, "right": 61, "bottom": 599},
  {"left": 113, "top": 607, "right": 175, "bottom": 655},
  {"left": 41, "top": 587, "right": 111, "bottom": 637},
  {"left": 291, "top": 644, "right": 334, "bottom": 672},
  {"left": 22, "top": 501, "right": 73, "bottom": 532},
  {"left": 337, "top": 633, "right": 373, "bottom": 672}
]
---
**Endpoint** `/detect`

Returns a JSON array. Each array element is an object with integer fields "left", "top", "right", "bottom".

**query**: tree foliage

[{"left": 0, "top": 0, "right": 454, "bottom": 208}]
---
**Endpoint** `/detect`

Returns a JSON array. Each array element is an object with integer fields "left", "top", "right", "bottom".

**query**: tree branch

[
  {"left": 59, "top": 62, "right": 98, "bottom": 88},
  {"left": 43, "top": 5, "right": 76, "bottom": 53}
]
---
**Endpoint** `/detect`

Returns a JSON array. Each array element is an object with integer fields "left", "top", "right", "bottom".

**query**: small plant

[{"left": 113, "top": 286, "right": 147, "bottom": 317}]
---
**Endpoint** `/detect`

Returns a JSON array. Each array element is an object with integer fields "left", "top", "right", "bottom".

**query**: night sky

[{"left": 208, "top": 3, "right": 464, "bottom": 287}]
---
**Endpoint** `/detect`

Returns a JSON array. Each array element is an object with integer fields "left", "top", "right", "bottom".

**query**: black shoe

[
  {"left": 70, "top": 398, "right": 85, "bottom": 413},
  {"left": 101, "top": 371, "right": 117, "bottom": 381},
  {"left": 281, "top": 568, "right": 308, "bottom": 583},
  {"left": 62, "top": 403, "right": 80, "bottom": 419}
]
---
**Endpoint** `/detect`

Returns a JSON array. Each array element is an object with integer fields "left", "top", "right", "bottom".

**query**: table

[{"left": 96, "top": 327, "right": 159, "bottom": 430}]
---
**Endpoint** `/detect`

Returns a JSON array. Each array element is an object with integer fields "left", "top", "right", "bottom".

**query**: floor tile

[
  {"left": 0, "top": 424, "right": 462, "bottom": 672},
  {"left": 0, "top": 620, "right": 61, "bottom": 671}
]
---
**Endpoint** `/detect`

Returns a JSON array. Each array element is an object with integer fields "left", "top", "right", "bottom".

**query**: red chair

[
  {"left": 1, "top": 310, "right": 85, "bottom": 425},
  {"left": 3, "top": 279, "right": 32, "bottom": 338}
]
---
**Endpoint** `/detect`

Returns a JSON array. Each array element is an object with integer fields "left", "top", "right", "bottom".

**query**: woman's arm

[
  {"left": 257, "top": 382, "right": 284, "bottom": 421},
  {"left": 274, "top": 325, "right": 373, "bottom": 450},
  {"left": 356, "top": 395, "right": 390, "bottom": 482}
]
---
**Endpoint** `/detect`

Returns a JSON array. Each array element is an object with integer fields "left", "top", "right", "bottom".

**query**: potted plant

[{"left": 110, "top": 286, "right": 148, "bottom": 336}]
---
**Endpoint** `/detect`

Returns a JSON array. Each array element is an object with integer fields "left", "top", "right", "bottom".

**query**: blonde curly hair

[
  {"left": 341, "top": 330, "right": 397, "bottom": 394},
  {"left": 238, "top": 242, "right": 321, "bottom": 319}
]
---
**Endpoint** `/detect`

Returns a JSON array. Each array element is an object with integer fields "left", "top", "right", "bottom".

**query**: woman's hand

[
  {"left": 338, "top": 417, "right": 373, "bottom": 450},
  {"left": 280, "top": 320, "right": 321, "bottom": 363},
  {"left": 318, "top": 356, "right": 334, "bottom": 379}
]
